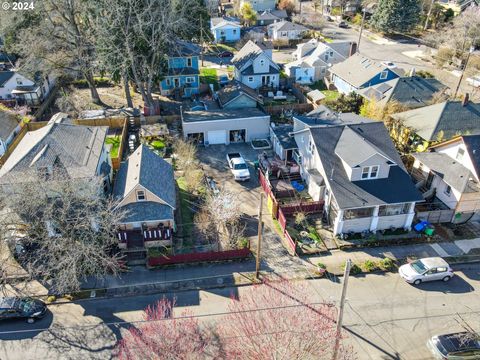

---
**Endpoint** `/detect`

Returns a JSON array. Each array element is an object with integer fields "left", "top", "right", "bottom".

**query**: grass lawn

[
  {"left": 176, "top": 177, "right": 193, "bottom": 239},
  {"left": 105, "top": 135, "right": 121, "bottom": 158},
  {"left": 322, "top": 90, "right": 340, "bottom": 102},
  {"left": 200, "top": 68, "right": 219, "bottom": 90},
  {"left": 151, "top": 139, "right": 166, "bottom": 150}
]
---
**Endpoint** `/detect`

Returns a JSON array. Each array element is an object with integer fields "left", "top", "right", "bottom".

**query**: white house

[
  {"left": 231, "top": 40, "right": 279, "bottom": 89},
  {"left": 240, "top": 0, "right": 276, "bottom": 12},
  {"left": 293, "top": 119, "right": 422, "bottom": 236},
  {"left": 411, "top": 135, "right": 480, "bottom": 223},
  {"left": 267, "top": 21, "right": 308, "bottom": 41},
  {"left": 0, "top": 71, "right": 55, "bottom": 106},
  {"left": 0, "top": 109, "right": 22, "bottom": 156},
  {"left": 285, "top": 40, "right": 356, "bottom": 84}
]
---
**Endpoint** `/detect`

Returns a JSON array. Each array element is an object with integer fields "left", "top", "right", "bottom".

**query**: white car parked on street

[
  {"left": 399, "top": 257, "right": 454, "bottom": 285},
  {"left": 466, "top": 75, "right": 480, "bottom": 88}
]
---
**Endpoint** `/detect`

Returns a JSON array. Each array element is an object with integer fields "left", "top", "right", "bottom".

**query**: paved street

[{"left": 1, "top": 264, "right": 479, "bottom": 360}]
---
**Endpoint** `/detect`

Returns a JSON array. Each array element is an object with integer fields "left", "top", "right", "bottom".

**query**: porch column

[
  {"left": 333, "top": 210, "right": 344, "bottom": 235},
  {"left": 369, "top": 206, "right": 380, "bottom": 232},
  {"left": 404, "top": 202, "right": 416, "bottom": 230}
]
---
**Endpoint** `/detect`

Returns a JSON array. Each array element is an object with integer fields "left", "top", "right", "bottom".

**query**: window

[
  {"left": 220, "top": 30, "right": 225, "bottom": 35},
  {"left": 186, "top": 57, "right": 192, "bottom": 67},
  {"left": 281, "top": 31, "right": 287, "bottom": 37},
  {"left": 445, "top": 185, "right": 452, "bottom": 196},
  {"left": 185, "top": 77, "right": 194, "bottom": 83},
  {"left": 16, "top": 78, "right": 23, "bottom": 85},
  {"left": 260, "top": 59, "right": 265, "bottom": 66},
  {"left": 308, "top": 138, "right": 315, "bottom": 154},
  {"left": 343, "top": 207, "right": 375, "bottom": 220},
  {"left": 380, "top": 71, "right": 388, "bottom": 80},
  {"left": 361, "top": 166, "right": 380, "bottom": 179},
  {"left": 329, "top": 51, "right": 334, "bottom": 56},
  {"left": 137, "top": 190, "right": 146, "bottom": 201},
  {"left": 166, "top": 78, "right": 171, "bottom": 86},
  {"left": 233, "top": 29, "right": 237, "bottom": 34},
  {"left": 379, "top": 203, "right": 410, "bottom": 216},
  {"left": 456, "top": 148, "right": 465, "bottom": 161},
  {"left": 271, "top": 75, "right": 275, "bottom": 81},
  {"left": 248, "top": 76, "right": 254, "bottom": 82}
]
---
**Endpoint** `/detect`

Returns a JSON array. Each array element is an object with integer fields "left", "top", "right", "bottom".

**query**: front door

[
  {"left": 425, "top": 172, "right": 435, "bottom": 189},
  {"left": 262, "top": 75, "right": 270, "bottom": 86},
  {"left": 174, "top": 78, "right": 180, "bottom": 87}
]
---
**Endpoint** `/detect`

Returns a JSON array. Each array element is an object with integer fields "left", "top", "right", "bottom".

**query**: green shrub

[
  {"left": 362, "top": 260, "right": 378, "bottom": 272},
  {"left": 379, "top": 257, "right": 395, "bottom": 271},
  {"left": 239, "top": 238, "right": 249, "bottom": 249},
  {"left": 416, "top": 70, "right": 435, "bottom": 79},
  {"left": 350, "top": 263, "right": 362, "bottom": 275},
  {"left": 317, "top": 262, "right": 326, "bottom": 270},
  {"left": 46, "top": 295, "right": 56, "bottom": 303}
]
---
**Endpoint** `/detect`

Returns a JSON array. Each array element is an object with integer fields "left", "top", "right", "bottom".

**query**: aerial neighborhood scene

[{"left": 2, "top": 0, "right": 480, "bottom": 358}]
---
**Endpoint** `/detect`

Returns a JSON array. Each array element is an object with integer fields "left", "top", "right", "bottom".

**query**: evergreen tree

[{"left": 370, "top": 0, "right": 421, "bottom": 34}]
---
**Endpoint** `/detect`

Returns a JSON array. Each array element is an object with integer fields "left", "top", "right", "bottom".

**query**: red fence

[
  {"left": 278, "top": 208, "right": 287, "bottom": 232},
  {"left": 284, "top": 230, "right": 297, "bottom": 255},
  {"left": 258, "top": 170, "right": 272, "bottom": 197},
  {"left": 148, "top": 247, "right": 251, "bottom": 267}
]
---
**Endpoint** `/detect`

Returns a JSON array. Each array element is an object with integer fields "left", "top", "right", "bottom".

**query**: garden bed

[
  {"left": 285, "top": 215, "right": 328, "bottom": 254},
  {"left": 251, "top": 139, "right": 271, "bottom": 150},
  {"left": 106, "top": 135, "right": 122, "bottom": 159}
]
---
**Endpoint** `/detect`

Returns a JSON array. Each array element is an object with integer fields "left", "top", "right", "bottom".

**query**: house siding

[
  {"left": 212, "top": 25, "right": 241, "bottom": 42},
  {"left": 0, "top": 74, "right": 35, "bottom": 100},
  {"left": 349, "top": 154, "right": 391, "bottom": 181},
  {"left": 241, "top": 0, "right": 276, "bottom": 12},
  {"left": 223, "top": 94, "right": 258, "bottom": 109},
  {"left": 239, "top": 74, "right": 279, "bottom": 89},
  {"left": 183, "top": 116, "right": 270, "bottom": 144},
  {"left": 160, "top": 55, "right": 200, "bottom": 97}
]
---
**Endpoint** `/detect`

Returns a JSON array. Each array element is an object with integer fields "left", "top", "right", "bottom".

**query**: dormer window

[
  {"left": 361, "top": 165, "right": 379, "bottom": 179},
  {"left": 456, "top": 148, "right": 465, "bottom": 161},
  {"left": 137, "top": 190, "right": 146, "bottom": 201},
  {"left": 260, "top": 59, "right": 265, "bottom": 66},
  {"left": 380, "top": 71, "right": 388, "bottom": 80},
  {"left": 308, "top": 139, "right": 315, "bottom": 154}
]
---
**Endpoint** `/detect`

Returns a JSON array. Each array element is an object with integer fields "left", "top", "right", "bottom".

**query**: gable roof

[
  {"left": 462, "top": 135, "right": 480, "bottom": 180},
  {"left": 0, "top": 71, "right": 15, "bottom": 86},
  {"left": 168, "top": 40, "right": 201, "bottom": 57},
  {"left": 0, "top": 122, "right": 107, "bottom": 183},
  {"left": 211, "top": 16, "right": 241, "bottom": 29},
  {"left": 268, "top": 20, "right": 308, "bottom": 32},
  {"left": 295, "top": 106, "right": 374, "bottom": 127},
  {"left": 216, "top": 81, "right": 263, "bottom": 107},
  {"left": 308, "top": 122, "right": 422, "bottom": 209},
  {"left": 359, "top": 76, "right": 447, "bottom": 108},
  {"left": 272, "top": 124, "right": 297, "bottom": 150},
  {"left": 0, "top": 109, "right": 19, "bottom": 140},
  {"left": 391, "top": 101, "right": 480, "bottom": 142},
  {"left": 113, "top": 144, "right": 176, "bottom": 209},
  {"left": 329, "top": 53, "right": 394, "bottom": 88},
  {"left": 232, "top": 40, "right": 275, "bottom": 70},
  {"left": 257, "top": 9, "right": 288, "bottom": 20}
]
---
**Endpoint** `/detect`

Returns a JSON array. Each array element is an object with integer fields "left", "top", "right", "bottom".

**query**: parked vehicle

[
  {"left": 398, "top": 257, "right": 453, "bottom": 285},
  {"left": 218, "top": 74, "right": 229, "bottom": 86},
  {"left": 427, "top": 332, "right": 480, "bottom": 359},
  {"left": 218, "top": 51, "right": 234, "bottom": 58},
  {"left": 324, "top": 15, "right": 333, "bottom": 22},
  {"left": 0, "top": 297, "right": 47, "bottom": 323},
  {"left": 382, "top": 61, "right": 397, "bottom": 69},
  {"left": 466, "top": 75, "right": 480, "bottom": 88},
  {"left": 226, "top": 153, "right": 250, "bottom": 181},
  {"left": 338, "top": 21, "right": 349, "bottom": 28}
]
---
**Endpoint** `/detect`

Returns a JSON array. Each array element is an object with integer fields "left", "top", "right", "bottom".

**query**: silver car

[{"left": 399, "top": 257, "right": 454, "bottom": 285}]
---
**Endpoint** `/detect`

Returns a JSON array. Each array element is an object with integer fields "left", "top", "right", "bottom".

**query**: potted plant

[{"left": 316, "top": 262, "right": 327, "bottom": 277}]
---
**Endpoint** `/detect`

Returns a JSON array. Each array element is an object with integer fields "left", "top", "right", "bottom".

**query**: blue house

[
  {"left": 160, "top": 41, "right": 201, "bottom": 98},
  {"left": 329, "top": 53, "right": 401, "bottom": 94},
  {"left": 210, "top": 17, "right": 242, "bottom": 43}
]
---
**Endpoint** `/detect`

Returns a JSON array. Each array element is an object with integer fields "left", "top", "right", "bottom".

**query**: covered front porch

[{"left": 117, "top": 223, "right": 174, "bottom": 250}]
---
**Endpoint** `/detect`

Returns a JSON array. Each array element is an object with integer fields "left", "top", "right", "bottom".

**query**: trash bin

[
  {"left": 254, "top": 160, "right": 259, "bottom": 170},
  {"left": 425, "top": 228, "right": 434, "bottom": 236}
]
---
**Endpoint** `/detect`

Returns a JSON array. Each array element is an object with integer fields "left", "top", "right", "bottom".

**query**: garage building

[{"left": 182, "top": 108, "right": 270, "bottom": 145}]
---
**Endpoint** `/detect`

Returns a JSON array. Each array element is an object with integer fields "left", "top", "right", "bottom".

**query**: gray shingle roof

[
  {"left": 231, "top": 40, "right": 274, "bottom": 70},
  {"left": 412, "top": 151, "right": 477, "bottom": 192},
  {"left": 257, "top": 9, "right": 288, "bottom": 20},
  {"left": 0, "top": 109, "right": 19, "bottom": 140},
  {"left": 168, "top": 40, "right": 201, "bottom": 57},
  {"left": 0, "top": 123, "right": 107, "bottom": 183},
  {"left": 392, "top": 101, "right": 480, "bottom": 142},
  {"left": 359, "top": 76, "right": 447, "bottom": 108},
  {"left": 268, "top": 20, "right": 308, "bottom": 32},
  {"left": 462, "top": 135, "right": 480, "bottom": 180},
  {"left": 120, "top": 201, "right": 174, "bottom": 223},
  {"left": 182, "top": 107, "right": 268, "bottom": 123},
  {"left": 309, "top": 122, "right": 422, "bottom": 209},
  {"left": 329, "top": 53, "right": 392, "bottom": 88},
  {"left": 297, "top": 108, "right": 374, "bottom": 127},
  {"left": 272, "top": 125, "right": 297, "bottom": 150},
  {"left": 216, "top": 81, "right": 262, "bottom": 107},
  {"left": 113, "top": 145, "right": 176, "bottom": 209},
  {"left": 211, "top": 16, "right": 241, "bottom": 29},
  {"left": 241, "top": 64, "right": 279, "bottom": 75},
  {"left": 0, "top": 71, "right": 14, "bottom": 86}
]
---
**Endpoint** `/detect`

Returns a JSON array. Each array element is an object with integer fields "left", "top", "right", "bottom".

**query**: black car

[
  {"left": 338, "top": 21, "right": 349, "bottom": 29},
  {"left": 428, "top": 332, "right": 480, "bottom": 359},
  {"left": 218, "top": 51, "right": 234, "bottom": 58},
  {"left": 0, "top": 297, "right": 47, "bottom": 323},
  {"left": 324, "top": 15, "right": 333, "bottom": 22}
]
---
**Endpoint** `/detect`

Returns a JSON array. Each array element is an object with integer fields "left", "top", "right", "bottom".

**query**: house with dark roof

[
  {"left": 113, "top": 145, "right": 176, "bottom": 252},
  {"left": 0, "top": 71, "right": 55, "bottom": 106},
  {"left": 293, "top": 121, "right": 422, "bottom": 235},
  {"left": 256, "top": 9, "right": 288, "bottom": 26},
  {"left": 329, "top": 53, "right": 400, "bottom": 94},
  {"left": 0, "top": 116, "right": 112, "bottom": 192},
  {"left": 159, "top": 41, "right": 201, "bottom": 98},
  {"left": 390, "top": 97, "right": 480, "bottom": 152},
  {"left": 231, "top": 40, "right": 279, "bottom": 89},
  {"left": 358, "top": 76, "right": 447, "bottom": 109},
  {"left": 0, "top": 109, "right": 22, "bottom": 156},
  {"left": 216, "top": 80, "right": 263, "bottom": 109},
  {"left": 240, "top": 0, "right": 276, "bottom": 12},
  {"left": 210, "top": 17, "right": 242, "bottom": 42},
  {"left": 410, "top": 135, "right": 480, "bottom": 223},
  {"left": 267, "top": 21, "right": 308, "bottom": 41},
  {"left": 285, "top": 39, "right": 357, "bottom": 84}
]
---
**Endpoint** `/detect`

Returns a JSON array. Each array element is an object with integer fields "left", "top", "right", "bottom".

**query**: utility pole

[
  {"left": 424, "top": 0, "right": 435, "bottom": 31},
  {"left": 357, "top": 9, "right": 366, "bottom": 53},
  {"left": 200, "top": 16, "right": 205, "bottom": 67},
  {"left": 255, "top": 192, "right": 264, "bottom": 280},
  {"left": 454, "top": 44, "right": 475, "bottom": 98},
  {"left": 332, "top": 258, "right": 351, "bottom": 360}
]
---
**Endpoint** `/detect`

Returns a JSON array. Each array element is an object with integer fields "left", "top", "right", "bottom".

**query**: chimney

[
  {"left": 462, "top": 93, "right": 470, "bottom": 106},
  {"left": 409, "top": 67, "right": 416, "bottom": 77},
  {"left": 349, "top": 42, "right": 357, "bottom": 57}
]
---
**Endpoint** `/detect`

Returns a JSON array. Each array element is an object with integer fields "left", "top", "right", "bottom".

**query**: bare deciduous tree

[
  {"left": 218, "top": 280, "right": 356, "bottom": 360},
  {"left": 173, "top": 138, "right": 198, "bottom": 171},
  {"left": 0, "top": 176, "right": 125, "bottom": 295},
  {"left": 116, "top": 298, "right": 221, "bottom": 360}
]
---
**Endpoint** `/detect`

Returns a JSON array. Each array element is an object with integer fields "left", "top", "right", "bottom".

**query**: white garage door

[{"left": 208, "top": 130, "right": 227, "bottom": 145}]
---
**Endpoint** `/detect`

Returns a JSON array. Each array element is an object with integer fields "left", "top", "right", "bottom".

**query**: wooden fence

[
  {"left": 416, "top": 209, "right": 454, "bottom": 224},
  {"left": 262, "top": 103, "right": 313, "bottom": 116},
  {"left": 110, "top": 118, "right": 128, "bottom": 170},
  {"left": 73, "top": 117, "right": 128, "bottom": 129},
  {"left": 148, "top": 246, "right": 251, "bottom": 267},
  {"left": 281, "top": 201, "right": 324, "bottom": 216}
]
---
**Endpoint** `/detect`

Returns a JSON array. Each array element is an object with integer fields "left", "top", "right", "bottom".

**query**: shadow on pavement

[
  {"left": 414, "top": 275, "right": 475, "bottom": 294},
  {"left": 0, "top": 309, "right": 53, "bottom": 341}
]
